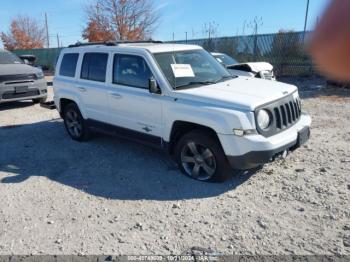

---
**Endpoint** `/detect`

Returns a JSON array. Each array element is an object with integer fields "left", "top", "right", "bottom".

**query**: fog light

[
  {"left": 233, "top": 129, "right": 257, "bottom": 136},
  {"left": 233, "top": 129, "right": 244, "bottom": 136}
]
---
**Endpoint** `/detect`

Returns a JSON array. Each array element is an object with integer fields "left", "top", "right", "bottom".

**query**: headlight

[
  {"left": 257, "top": 109, "right": 271, "bottom": 129},
  {"left": 35, "top": 71, "right": 44, "bottom": 79}
]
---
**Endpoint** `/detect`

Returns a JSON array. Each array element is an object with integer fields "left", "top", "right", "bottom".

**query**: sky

[{"left": 0, "top": 0, "right": 330, "bottom": 48}]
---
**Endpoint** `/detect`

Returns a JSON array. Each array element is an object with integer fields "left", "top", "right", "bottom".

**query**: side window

[
  {"left": 59, "top": 53, "right": 79, "bottom": 77},
  {"left": 81, "top": 53, "right": 108, "bottom": 82},
  {"left": 113, "top": 54, "right": 153, "bottom": 89}
]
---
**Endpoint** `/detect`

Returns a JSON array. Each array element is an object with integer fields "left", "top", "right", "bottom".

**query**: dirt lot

[{"left": 0, "top": 80, "right": 349, "bottom": 256}]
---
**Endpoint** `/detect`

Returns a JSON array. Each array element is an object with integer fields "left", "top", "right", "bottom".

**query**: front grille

[
  {"left": 2, "top": 89, "right": 40, "bottom": 99},
  {"left": 255, "top": 93, "right": 302, "bottom": 137},
  {"left": 0, "top": 74, "right": 37, "bottom": 83},
  {"left": 273, "top": 97, "right": 301, "bottom": 129}
]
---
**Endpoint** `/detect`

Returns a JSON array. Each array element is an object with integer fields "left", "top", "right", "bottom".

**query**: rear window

[
  {"left": 59, "top": 53, "right": 79, "bottom": 77},
  {"left": 81, "top": 53, "right": 108, "bottom": 82}
]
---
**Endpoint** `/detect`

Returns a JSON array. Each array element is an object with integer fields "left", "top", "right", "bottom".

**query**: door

[
  {"left": 107, "top": 53, "right": 163, "bottom": 142},
  {"left": 77, "top": 52, "right": 110, "bottom": 123}
]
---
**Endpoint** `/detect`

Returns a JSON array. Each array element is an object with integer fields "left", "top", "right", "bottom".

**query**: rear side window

[
  {"left": 59, "top": 53, "right": 79, "bottom": 77},
  {"left": 81, "top": 53, "right": 108, "bottom": 82},
  {"left": 113, "top": 54, "right": 153, "bottom": 89}
]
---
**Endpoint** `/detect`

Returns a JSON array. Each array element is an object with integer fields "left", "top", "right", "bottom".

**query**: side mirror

[{"left": 149, "top": 77, "right": 161, "bottom": 94}]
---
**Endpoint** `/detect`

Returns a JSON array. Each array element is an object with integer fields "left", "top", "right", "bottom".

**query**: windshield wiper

[
  {"left": 214, "top": 75, "right": 236, "bottom": 83},
  {"left": 175, "top": 76, "right": 236, "bottom": 89},
  {"left": 175, "top": 80, "right": 216, "bottom": 89}
]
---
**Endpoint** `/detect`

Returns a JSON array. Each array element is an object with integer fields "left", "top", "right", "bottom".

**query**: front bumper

[
  {"left": 218, "top": 113, "right": 311, "bottom": 170},
  {"left": 0, "top": 79, "right": 47, "bottom": 103},
  {"left": 227, "top": 127, "right": 310, "bottom": 170}
]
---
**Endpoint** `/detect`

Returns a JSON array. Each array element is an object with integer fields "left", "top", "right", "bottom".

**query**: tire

[
  {"left": 32, "top": 97, "right": 47, "bottom": 104},
  {"left": 174, "top": 129, "right": 232, "bottom": 182},
  {"left": 63, "top": 103, "right": 90, "bottom": 141}
]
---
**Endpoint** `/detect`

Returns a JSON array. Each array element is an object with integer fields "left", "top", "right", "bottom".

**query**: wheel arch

[
  {"left": 59, "top": 97, "right": 86, "bottom": 119},
  {"left": 167, "top": 121, "right": 222, "bottom": 155}
]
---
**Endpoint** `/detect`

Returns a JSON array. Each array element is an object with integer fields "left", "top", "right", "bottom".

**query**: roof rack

[
  {"left": 118, "top": 40, "right": 163, "bottom": 44},
  {"left": 68, "top": 40, "right": 163, "bottom": 48},
  {"left": 68, "top": 41, "right": 116, "bottom": 48}
]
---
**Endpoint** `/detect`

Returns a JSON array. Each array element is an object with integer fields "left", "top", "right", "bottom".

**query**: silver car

[{"left": 0, "top": 50, "right": 47, "bottom": 104}]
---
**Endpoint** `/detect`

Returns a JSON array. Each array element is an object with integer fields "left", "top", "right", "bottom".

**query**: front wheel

[
  {"left": 63, "top": 103, "right": 90, "bottom": 141},
  {"left": 174, "top": 130, "right": 232, "bottom": 182}
]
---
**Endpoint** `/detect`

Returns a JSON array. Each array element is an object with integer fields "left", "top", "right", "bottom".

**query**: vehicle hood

[
  {"left": 0, "top": 64, "right": 41, "bottom": 76},
  {"left": 227, "top": 62, "right": 273, "bottom": 73},
  {"left": 174, "top": 77, "right": 297, "bottom": 111}
]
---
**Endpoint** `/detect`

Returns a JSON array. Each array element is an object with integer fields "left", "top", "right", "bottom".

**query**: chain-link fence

[
  {"left": 172, "top": 31, "right": 316, "bottom": 77},
  {"left": 11, "top": 31, "right": 316, "bottom": 77}
]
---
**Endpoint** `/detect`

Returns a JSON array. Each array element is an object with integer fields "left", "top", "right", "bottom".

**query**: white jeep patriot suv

[{"left": 53, "top": 41, "right": 311, "bottom": 182}]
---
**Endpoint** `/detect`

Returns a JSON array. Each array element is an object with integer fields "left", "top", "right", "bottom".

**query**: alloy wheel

[
  {"left": 65, "top": 110, "right": 83, "bottom": 138},
  {"left": 180, "top": 141, "right": 217, "bottom": 181}
]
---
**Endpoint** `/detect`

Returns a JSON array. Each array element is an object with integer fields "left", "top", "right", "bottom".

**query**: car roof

[
  {"left": 122, "top": 43, "right": 202, "bottom": 53},
  {"left": 65, "top": 43, "right": 202, "bottom": 54}
]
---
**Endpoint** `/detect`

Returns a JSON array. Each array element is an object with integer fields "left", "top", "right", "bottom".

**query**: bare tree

[
  {"left": 82, "top": 0, "right": 160, "bottom": 42},
  {"left": 1, "top": 15, "right": 46, "bottom": 50},
  {"left": 202, "top": 21, "right": 219, "bottom": 39},
  {"left": 201, "top": 21, "right": 219, "bottom": 51}
]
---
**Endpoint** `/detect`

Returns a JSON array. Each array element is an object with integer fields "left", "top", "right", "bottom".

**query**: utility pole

[
  {"left": 56, "top": 34, "right": 60, "bottom": 48},
  {"left": 45, "top": 13, "right": 50, "bottom": 48},
  {"left": 185, "top": 32, "right": 188, "bottom": 44},
  {"left": 303, "top": 0, "right": 310, "bottom": 43}
]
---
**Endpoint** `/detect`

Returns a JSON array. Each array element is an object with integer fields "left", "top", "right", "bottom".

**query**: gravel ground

[{"left": 0, "top": 81, "right": 349, "bottom": 256}]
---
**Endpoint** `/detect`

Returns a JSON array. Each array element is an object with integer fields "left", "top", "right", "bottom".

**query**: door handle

[
  {"left": 77, "top": 87, "right": 87, "bottom": 92},
  {"left": 110, "top": 92, "right": 122, "bottom": 99}
]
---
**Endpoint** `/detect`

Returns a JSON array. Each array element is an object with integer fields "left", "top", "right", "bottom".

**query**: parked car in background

[
  {"left": 0, "top": 50, "right": 47, "bottom": 104},
  {"left": 18, "top": 55, "right": 44, "bottom": 71},
  {"left": 54, "top": 41, "right": 310, "bottom": 182},
  {"left": 212, "top": 52, "right": 276, "bottom": 80},
  {"left": 19, "top": 54, "right": 37, "bottom": 66}
]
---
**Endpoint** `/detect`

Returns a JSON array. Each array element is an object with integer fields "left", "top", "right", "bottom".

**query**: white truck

[{"left": 53, "top": 41, "right": 311, "bottom": 182}]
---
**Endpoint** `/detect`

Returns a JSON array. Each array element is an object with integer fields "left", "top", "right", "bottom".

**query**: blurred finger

[{"left": 309, "top": 0, "right": 350, "bottom": 82}]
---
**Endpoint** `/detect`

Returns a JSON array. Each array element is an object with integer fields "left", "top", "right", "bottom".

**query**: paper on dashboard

[{"left": 171, "top": 64, "right": 195, "bottom": 78}]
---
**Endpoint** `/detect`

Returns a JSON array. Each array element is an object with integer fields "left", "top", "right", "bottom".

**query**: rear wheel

[
  {"left": 63, "top": 103, "right": 90, "bottom": 141},
  {"left": 174, "top": 130, "right": 232, "bottom": 182}
]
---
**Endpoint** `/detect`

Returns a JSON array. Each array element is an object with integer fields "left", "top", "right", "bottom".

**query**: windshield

[
  {"left": 154, "top": 49, "right": 233, "bottom": 89},
  {"left": 213, "top": 54, "right": 238, "bottom": 66},
  {"left": 0, "top": 51, "right": 23, "bottom": 65}
]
